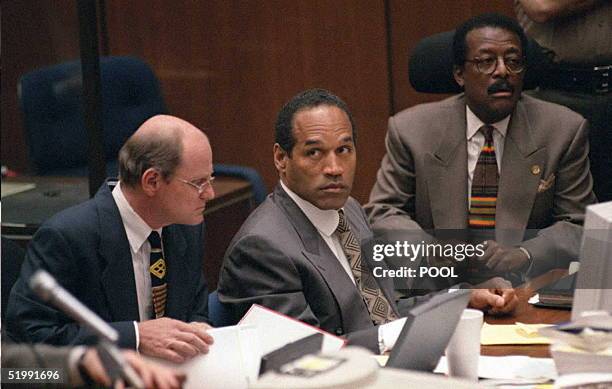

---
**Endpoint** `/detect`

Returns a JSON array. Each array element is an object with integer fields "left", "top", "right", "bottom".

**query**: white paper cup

[{"left": 445, "top": 308, "right": 483, "bottom": 381}]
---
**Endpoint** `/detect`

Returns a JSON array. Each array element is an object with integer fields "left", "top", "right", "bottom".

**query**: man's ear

[
  {"left": 453, "top": 65, "right": 465, "bottom": 88},
  {"left": 273, "top": 143, "right": 288, "bottom": 175},
  {"left": 141, "top": 168, "right": 161, "bottom": 196}
]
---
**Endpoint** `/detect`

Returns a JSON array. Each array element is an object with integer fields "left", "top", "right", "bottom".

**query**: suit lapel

[
  {"left": 273, "top": 186, "right": 373, "bottom": 328},
  {"left": 162, "top": 226, "right": 188, "bottom": 319},
  {"left": 496, "top": 99, "right": 545, "bottom": 242},
  {"left": 425, "top": 97, "right": 469, "bottom": 229},
  {"left": 96, "top": 183, "right": 140, "bottom": 321}
]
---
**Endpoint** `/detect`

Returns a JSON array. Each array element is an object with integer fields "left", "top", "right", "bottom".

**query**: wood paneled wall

[{"left": 2, "top": 0, "right": 513, "bottom": 203}]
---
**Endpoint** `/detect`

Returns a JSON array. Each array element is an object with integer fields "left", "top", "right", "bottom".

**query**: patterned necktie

[
  {"left": 148, "top": 231, "right": 167, "bottom": 318},
  {"left": 336, "top": 210, "right": 397, "bottom": 325},
  {"left": 468, "top": 125, "right": 499, "bottom": 229}
]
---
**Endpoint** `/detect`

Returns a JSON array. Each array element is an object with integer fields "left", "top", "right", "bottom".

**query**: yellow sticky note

[{"left": 481, "top": 322, "right": 553, "bottom": 345}]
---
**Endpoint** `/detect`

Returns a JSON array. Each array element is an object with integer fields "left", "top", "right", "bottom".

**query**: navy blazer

[{"left": 6, "top": 181, "right": 209, "bottom": 348}]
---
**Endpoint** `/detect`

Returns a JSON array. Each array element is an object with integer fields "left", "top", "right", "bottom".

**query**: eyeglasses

[
  {"left": 177, "top": 176, "right": 215, "bottom": 195},
  {"left": 465, "top": 56, "right": 525, "bottom": 75}
]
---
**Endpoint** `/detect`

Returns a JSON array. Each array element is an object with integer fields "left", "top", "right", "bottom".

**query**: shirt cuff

[
  {"left": 377, "top": 317, "right": 407, "bottom": 354},
  {"left": 67, "top": 346, "right": 87, "bottom": 387},
  {"left": 133, "top": 321, "right": 140, "bottom": 352},
  {"left": 518, "top": 246, "right": 534, "bottom": 273}
]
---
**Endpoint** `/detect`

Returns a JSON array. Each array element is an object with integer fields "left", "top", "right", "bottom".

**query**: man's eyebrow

[
  {"left": 340, "top": 135, "right": 354, "bottom": 143},
  {"left": 304, "top": 139, "right": 323, "bottom": 146}
]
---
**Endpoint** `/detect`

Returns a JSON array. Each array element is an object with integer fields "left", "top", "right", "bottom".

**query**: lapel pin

[{"left": 531, "top": 165, "right": 541, "bottom": 175}]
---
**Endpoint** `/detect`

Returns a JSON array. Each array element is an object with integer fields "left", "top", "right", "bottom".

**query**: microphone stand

[{"left": 30, "top": 270, "right": 144, "bottom": 389}]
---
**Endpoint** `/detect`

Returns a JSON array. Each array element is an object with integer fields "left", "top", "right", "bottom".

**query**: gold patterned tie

[
  {"left": 336, "top": 210, "right": 397, "bottom": 325},
  {"left": 148, "top": 231, "right": 167, "bottom": 318}
]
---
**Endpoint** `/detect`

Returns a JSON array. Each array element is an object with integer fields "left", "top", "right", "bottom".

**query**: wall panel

[{"left": 106, "top": 0, "right": 391, "bottom": 203}]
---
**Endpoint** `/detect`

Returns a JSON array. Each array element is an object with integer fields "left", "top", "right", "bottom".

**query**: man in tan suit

[{"left": 366, "top": 13, "right": 596, "bottom": 280}]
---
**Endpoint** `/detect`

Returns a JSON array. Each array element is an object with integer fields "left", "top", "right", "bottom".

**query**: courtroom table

[
  {"left": 482, "top": 269, "right": 570, "bottom": 358},
  {"left": 1, "top": 175, "right": 255, "bottom": 289}
]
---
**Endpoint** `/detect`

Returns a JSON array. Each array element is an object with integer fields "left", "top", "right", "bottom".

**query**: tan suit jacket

[{"left": 366, "top": 94, "right": 596, "bottom": 276}]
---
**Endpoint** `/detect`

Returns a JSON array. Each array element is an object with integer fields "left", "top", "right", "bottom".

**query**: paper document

[
  {"left": 239, "top": 304, "right": 346, "bottom": 355},
  {"left": 481, "top": 322, "right": 553, "bottom": 345},
  {"left": 155, "top": 325, "right": 261, "bottom": 389},
  {"left": 435, "top": 355, "right": 557, "bottom": 381},
  {"left": 1, "top": 182, "right": 36, "bottom": 198}
]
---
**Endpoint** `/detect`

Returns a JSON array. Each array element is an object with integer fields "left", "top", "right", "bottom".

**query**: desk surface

[
  {"left": 1, "top": 176, "right": 252, "bottom": 236},
  {"left": 482, "top": 269, "right": 570, "bottom": 357}
]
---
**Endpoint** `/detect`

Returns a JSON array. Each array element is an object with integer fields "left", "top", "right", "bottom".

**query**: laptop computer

[{"left": 386, "top": 289, "right": 472, "bottom": 372}]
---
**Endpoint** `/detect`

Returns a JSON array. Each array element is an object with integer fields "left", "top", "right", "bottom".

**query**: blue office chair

[
  {"left": 18, "top": 56, "right": 268, "bottom": 204},
  {"left": 207, "top": 290, "right": 235, "bottom": 327},
  {"left": 19, "top": 56, "right": 166, "bottom": 177}
]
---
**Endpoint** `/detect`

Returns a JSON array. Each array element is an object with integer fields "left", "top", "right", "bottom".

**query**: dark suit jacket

[
  {"left": 218, "top": 185, "right": 416, "bottom": 353},
  {"left": 366, "top": 94, "right": 597, "bottom": 276},
  {"left": 6, "top": 181, "right": 209, "bottom": 349}
]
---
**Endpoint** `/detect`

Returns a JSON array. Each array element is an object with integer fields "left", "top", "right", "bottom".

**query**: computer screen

[{"left": 572, "top": 201, "right": 612, "bottom": 320}]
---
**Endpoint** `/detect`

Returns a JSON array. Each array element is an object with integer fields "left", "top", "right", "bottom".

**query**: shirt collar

[
  {"left": 112, "top": 181, "right": 162, "bottom": 254},
  {"left": 280, "top": 180, "right": 342, "bottom": 237},
  {"left": 466, "top": 105, "right": 510, "bottom": 141}
]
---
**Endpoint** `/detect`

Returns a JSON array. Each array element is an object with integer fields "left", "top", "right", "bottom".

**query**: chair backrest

[
  {"left": 408, "top": 30, "right": 549, "bottom": 94},
  {"left": 19, "top": 56, "right": 166, "bottom": 175}
]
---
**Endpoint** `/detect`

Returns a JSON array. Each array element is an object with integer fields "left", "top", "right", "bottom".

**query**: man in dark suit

[
  {"left": 7, "top": 115, "right": 215, "bottom": 363},
  {"left": 366, "top": 14, "right": 596, "bottom": 279},
  {"left": 218, "top": 89, "right": 516, "bottom": 354}
]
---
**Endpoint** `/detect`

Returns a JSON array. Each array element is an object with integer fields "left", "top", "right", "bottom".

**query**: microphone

[
  {"left": 30, "top": 270, "right": 119, "bottom": 343},
  {"left": 30, "top": 270, "right": 144, "bottom": 389}
]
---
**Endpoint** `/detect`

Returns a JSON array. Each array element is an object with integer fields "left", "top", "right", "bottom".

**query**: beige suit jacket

[{"left": 366, "top": 94, "right": 596, "bottom": 276}]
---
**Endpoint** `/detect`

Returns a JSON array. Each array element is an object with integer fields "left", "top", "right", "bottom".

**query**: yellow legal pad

[{"left": 481, "top": 322, "right": 553, "bottom": 345}]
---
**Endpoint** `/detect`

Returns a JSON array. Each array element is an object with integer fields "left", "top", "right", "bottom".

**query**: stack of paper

[
  {"left": 435, "top": 355, "right": 557, "bottom": 383},
  {"left": 154, "top": 305, "right": 346, "bottom": 389}
]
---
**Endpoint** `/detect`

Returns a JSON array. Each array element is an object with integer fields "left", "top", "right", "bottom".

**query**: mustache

[{"left": 488, "top": 80, "right": 514, "bottom": 94}]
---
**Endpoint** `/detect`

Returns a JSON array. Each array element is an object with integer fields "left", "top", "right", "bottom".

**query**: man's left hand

[
  {"left": 477, "top": 240, "right": 529, "bottom": 272},
  {"left": 469, "top": 288, "right": 518, "bottom": 315}
]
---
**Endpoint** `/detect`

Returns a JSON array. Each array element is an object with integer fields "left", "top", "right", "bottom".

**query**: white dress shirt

[
  {"left": 112, "top": 182, "right": 162, "bottom": 349},
  {"left": 280, "top": 181, "right": 406, "bottom": 352},
  {"left": 466, "top": 105, "right": 510, "bottom": 204}
]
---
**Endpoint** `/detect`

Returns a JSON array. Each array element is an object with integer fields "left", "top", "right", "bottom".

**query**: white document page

[
  {"left": 155, "top": 325, "right": 261, "bottom": 389},
  {"left": 239, "top": 304, "right": 346, "bottom": 355}
]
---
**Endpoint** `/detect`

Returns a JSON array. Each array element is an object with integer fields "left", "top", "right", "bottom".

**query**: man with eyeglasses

[
  {"left": 366, "top": 13, "right": 596, "bottom": 285},
  {"left": 7, "top": 115, "right": 216, "bottom": 364}
]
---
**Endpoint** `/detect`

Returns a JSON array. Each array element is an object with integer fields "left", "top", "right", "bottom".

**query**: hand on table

[
  {"left": 138, "top": 318, "right": 214, "bottom": 363},
  {"left": 469, "top": 277, "right": 518, "bottom": 315}
]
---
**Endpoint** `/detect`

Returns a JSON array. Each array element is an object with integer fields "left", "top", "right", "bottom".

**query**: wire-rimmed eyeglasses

[{"left": 177, "top": 176, "right": 215, "bottom": 194}]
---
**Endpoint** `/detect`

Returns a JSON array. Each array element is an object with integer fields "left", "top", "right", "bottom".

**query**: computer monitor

[{"left": 572, "top": 201, "right": 612, "bottom": 320}]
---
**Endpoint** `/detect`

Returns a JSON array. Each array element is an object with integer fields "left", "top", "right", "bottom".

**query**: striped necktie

[
  {"left": 336, "top": 210, "right": 397, "bottom": 325},
  {"left": 468, "top": 125, "right": 499, "bottom": 229},
  {"left": 148, "top": 231, "right": 167, "bottom": 318}
]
